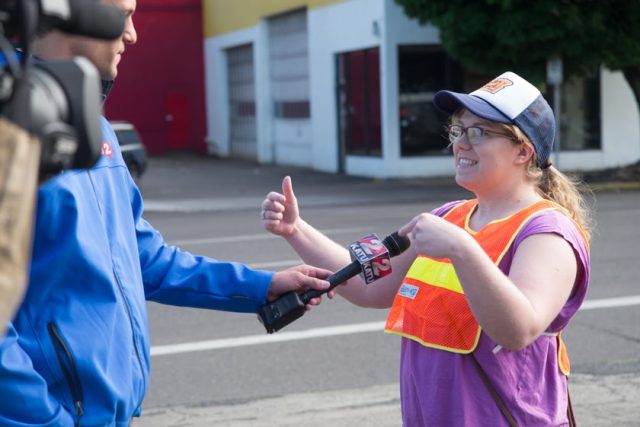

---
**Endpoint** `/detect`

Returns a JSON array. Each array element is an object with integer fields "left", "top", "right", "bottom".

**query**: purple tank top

[{"left": 397, "top": 201, "right": 590, "bottom": 426}]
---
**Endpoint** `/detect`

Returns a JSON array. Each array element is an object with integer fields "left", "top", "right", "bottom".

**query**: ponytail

[
  {"left": 529, "top": 164, "right": 594, "bottom": 241},
  {"left": 498, "top": 121, "right": 594, "bottom": 241}
]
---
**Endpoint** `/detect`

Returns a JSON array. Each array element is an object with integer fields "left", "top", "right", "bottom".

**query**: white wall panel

[{"left": 308, "top": 0, "right": 386, "bottom": 173}]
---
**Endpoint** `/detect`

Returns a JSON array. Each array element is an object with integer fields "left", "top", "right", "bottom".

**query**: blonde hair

[{"left": 500, "top": 123, "right": 594, "bottom": 241}]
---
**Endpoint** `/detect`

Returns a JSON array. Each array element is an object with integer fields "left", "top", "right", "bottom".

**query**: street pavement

[{"left": 135, "top": 153, "right": 640, "bottom": 427}]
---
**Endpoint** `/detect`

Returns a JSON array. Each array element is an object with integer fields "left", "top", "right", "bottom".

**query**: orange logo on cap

[{"left": 479, "top": 78, "right": 513, "bottom": 94}]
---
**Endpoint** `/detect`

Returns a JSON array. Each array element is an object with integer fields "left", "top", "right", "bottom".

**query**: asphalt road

[{"left": 134, "top": 156, "right": 640, "bottom": 425}]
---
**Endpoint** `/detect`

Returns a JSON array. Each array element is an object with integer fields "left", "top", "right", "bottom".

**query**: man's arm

[
  {"left": 131, "top": 184, "right": 329, "bottom": 312},
  {"left": 136, "top": 214, "right": 274, "bottom": 312}
]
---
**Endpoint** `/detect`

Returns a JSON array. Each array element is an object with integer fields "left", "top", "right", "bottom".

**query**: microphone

[
  {"left": 40, "top": 0, "right": 126, "bottom": 40},
  {"left": 257, "top": 231, "right": 410, "bottom": 333}
]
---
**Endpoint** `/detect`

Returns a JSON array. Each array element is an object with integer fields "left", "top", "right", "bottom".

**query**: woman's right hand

[{"left": 260, "top": 176, "right": 300, "bottom": 237}]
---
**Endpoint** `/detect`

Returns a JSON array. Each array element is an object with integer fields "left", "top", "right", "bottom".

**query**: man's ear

[{"left": 514, "top": 142, "right": 535, "bottom": 166}]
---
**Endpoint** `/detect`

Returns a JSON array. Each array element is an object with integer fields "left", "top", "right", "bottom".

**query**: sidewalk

[
  {"left": 139, "top": 154, "right": 640, "bottom": 214},
  {"left": 139, "top": 153, "right": 469, "bottom": 213},
  {"left": 134, "top": 374, "right": 640, "bottom": 426}
]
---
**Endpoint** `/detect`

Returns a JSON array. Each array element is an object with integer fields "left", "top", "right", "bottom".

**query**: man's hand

[{"left": 268, "top": 264, "right": 333, "bottom": 306}]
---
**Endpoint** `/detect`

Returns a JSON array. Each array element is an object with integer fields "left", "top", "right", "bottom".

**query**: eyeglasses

[{"left": 448, "top": 124, "right": 514, "bottom": 145}]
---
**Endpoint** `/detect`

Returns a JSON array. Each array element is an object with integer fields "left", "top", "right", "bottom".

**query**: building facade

[
  {"left": 203, "top": 0, "right": 640, "bottom": 178},
  {"left": 106, "top": 0, "right": 207, "bottom": 155}
]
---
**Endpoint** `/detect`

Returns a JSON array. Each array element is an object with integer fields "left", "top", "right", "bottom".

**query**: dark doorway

[{"left": 337, "top": 47, "right": 382, "bottom": 169}]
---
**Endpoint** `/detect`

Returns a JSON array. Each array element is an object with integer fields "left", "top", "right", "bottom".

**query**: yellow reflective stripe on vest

[{"left": 405, "top": 257, "right": 463, "bottom": 294}]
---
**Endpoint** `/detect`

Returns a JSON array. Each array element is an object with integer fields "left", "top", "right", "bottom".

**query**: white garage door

[
  {"left": 227, "top": 44, "right": 257, "bottom": 159},
  {"left": 268, "top": 9, "right": 311, "bottom": 165}
]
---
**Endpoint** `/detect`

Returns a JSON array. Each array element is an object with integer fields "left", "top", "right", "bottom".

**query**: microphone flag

[{"left": 349, "top": 234, "right": 392, "bottom": 284}]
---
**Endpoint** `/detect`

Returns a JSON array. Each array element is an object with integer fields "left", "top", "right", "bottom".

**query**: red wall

[{"left": 105, "top": 0, "right": 206, "bottom": 155}]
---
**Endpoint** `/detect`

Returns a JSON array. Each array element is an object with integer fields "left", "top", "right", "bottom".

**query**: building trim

[{"left": 204, "top": 0, "right": 343, "bottom": 37}]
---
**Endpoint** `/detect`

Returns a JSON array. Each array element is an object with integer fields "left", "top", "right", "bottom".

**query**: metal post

[
  {"left": 547, "top": 57, "right": 563, "bottom": 168},
  {"left": 553, "top": 83, "right": 561, "bottom": 168}
]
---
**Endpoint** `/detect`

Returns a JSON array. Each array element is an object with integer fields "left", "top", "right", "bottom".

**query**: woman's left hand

[{"left": 398, "top": 213, "right": 470, "bottom": 260}]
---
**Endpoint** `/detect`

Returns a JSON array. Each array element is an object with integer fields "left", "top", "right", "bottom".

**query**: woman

[{"left": 260, "top": 72, "right": 591, "bottom": 426}]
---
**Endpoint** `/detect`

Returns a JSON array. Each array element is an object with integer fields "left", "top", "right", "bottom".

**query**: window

[
  {"left": 398, "top": 45, "right": 464, "bottom": 157},
  {"left": 549, "top": 74, "right": 601, "bottom": 151}
]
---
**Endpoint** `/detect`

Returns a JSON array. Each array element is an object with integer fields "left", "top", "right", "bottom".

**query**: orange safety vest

[{"left": 385, "top": 199, "right": 586, "bottom": 374}]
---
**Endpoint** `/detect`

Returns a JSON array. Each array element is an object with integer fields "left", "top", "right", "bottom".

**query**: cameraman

[{"left": 0, "top": 0, "right": 331, "bottom": 426}]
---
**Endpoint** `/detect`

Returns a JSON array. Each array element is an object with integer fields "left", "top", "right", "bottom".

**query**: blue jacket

[{"left": 0, "top": 118, "right": 274, "bottom": 426}]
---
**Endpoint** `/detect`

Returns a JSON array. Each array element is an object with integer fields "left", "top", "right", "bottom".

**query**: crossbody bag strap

[
  {"left": 567, "top": 383, "right": 577, "bottom": 427},
  {"left": 469, "top": 353, "right": 518, "bottom": 427}
]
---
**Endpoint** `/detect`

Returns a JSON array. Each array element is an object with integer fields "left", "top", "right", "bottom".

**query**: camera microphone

[
  {"left": 40, "top": 0, "right": 126, "bottom": 40},
  {"left": 257, "top": 231, "right": 410, "bottom": 333}
]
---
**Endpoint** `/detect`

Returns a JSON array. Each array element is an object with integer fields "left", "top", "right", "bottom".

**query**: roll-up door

[
  {"left": 227, "top": 44, "right": 257, "bottom": 159},
  {"left": 268, "top": 9, "right": 311, "bottom": 164}
]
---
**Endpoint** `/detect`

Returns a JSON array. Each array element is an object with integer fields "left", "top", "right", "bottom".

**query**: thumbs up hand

[{"left": 261, "top": 176, "right": 301, "bottom": 237}]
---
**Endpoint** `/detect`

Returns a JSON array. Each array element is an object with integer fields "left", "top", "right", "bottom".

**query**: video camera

[{"left": 0, "top": 0, "right": 125, "bottom": 178}]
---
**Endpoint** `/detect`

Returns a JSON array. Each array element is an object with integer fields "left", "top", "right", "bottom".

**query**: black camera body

[
  {"left": 3, "top": 56, "right": 104, "bottom": 178},
  {"left": 0, "top": 0, "right": 125, "bottom": 180},
  {"left": 257, "top": 292, "right": 307, "bottom": 334}
]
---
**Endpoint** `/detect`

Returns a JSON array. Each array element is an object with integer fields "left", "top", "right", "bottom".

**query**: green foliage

[{"left": 394, "top": 0, "right": 640, "bottom": 85}]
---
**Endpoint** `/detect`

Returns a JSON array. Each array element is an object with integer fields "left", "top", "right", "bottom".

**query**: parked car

[{"left": 110, "top": 121, "right": 148, "bottom": 180}]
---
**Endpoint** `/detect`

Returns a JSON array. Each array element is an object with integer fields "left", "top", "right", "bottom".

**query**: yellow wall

[{"left": 203, "top": 0, "right": 344, "bottom": 38}]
